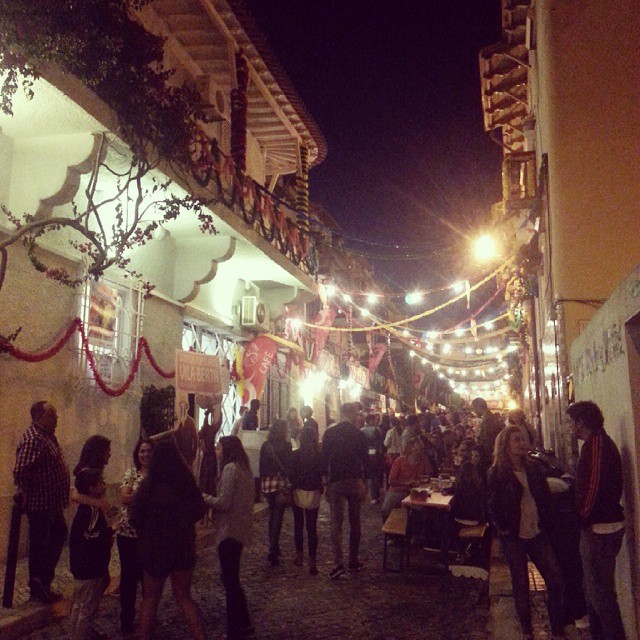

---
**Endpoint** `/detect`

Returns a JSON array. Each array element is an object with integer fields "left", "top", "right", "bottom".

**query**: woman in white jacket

[{"left": 204, "top": 436, "right": 255, "bottom": 640}]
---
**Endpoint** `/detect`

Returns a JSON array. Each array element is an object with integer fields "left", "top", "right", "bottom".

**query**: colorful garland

[{"left": 0, "top": 317, "right": 175, "bottom": 397}]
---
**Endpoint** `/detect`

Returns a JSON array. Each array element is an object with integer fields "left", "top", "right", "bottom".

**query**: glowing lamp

[
  {"left": 474, "top": 234, "right": 498, "bottom": 261},
  {"left": 405, "top": 291, "right": 423, "bottom": 305}
]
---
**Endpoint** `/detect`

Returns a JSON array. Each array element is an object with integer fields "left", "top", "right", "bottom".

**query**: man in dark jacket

[
  {"left": 322, "top": 402, "right": 369, "bottom": 579},
  {"left": 567, "top": 401, "right": 626, "bottom": 640},
  {"left": 472, "top": 397, "right": 504, "bottom": 470}
]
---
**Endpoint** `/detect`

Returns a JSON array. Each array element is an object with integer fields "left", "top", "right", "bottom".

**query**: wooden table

[{"left": 401, "top": 491, "right": 454, "bottom": 571}]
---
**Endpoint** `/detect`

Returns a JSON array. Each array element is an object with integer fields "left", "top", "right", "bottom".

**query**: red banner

[
  {"left": 241, "top": 336, "right": 278, "bottom": 404},
  {"left": 312, "top": 305, "right": 336, "bottom": 362},
  {"left": 368, "top": 343, "right": 387, "bottom": 376}
]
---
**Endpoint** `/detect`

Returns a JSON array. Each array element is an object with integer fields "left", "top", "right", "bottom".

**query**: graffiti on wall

[{"left": 574, "top": 321, "right": 626, "bottom": 383}]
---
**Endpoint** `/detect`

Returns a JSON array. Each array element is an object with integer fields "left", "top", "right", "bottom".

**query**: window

[
  {"left": 78, "top": 279, "right": 143, "bottom": 385},
  {"left": 182, "top": 323, "right": 240, "bottom": 435}
]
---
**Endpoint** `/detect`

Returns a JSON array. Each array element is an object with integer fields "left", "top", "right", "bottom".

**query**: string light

[
  {"left": 405, "top": 291, "right": 423, "bottom": 305},
  {"left": 367, "top": 293, "right": 378, "bottom": 305}
]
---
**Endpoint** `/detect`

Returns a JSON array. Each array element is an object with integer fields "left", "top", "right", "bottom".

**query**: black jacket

[
  {"left": 259, "top": 438, "right": 292, "bottom": 479},
  {"left": 487, "top": 460, "right": 551, "bottom": 538},
  {"left": 321, "top": 421, "right": 369, "bottom": 484}
]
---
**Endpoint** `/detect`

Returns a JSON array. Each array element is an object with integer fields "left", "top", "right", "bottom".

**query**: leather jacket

[{"left": 488, "top": 459, "right": 551, "bottom": 538}]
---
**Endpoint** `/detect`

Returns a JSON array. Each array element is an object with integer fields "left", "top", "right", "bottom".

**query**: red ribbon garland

[{"left": 0, "top": 317, "right": 175, "bottom": 397}]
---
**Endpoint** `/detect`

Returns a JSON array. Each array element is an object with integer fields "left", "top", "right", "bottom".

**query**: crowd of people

[{"left": 12, "top": 396, "right": 627, "bottom": 640}]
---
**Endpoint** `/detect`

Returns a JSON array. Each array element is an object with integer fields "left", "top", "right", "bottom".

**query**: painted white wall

[{"left": 571, "top": 264, "right": 640, "bottom": 638}]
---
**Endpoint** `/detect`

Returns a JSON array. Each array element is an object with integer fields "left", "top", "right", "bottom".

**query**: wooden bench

[
  {"left": 457, "top": 523, "right": 489, "bottom": 566},
  {"left": 382, "top": 508, "right": 408, "bottom": 572}
]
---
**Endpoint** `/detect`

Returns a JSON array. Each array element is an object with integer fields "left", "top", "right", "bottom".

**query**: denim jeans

[
  {"left": 499, "top": 533, "right": 566, "bottom": 636},
  {"left": 265, "top": 492, "right": 286, "bottom": 557},
  {"left": 327, "top": 479, "right": 365, "bottom": 567},
  {"left": 218, "top": 538, "right": 252, "bottom": 640},
  {"left": 292, "top": 505, "right": 319, "bottom": 557},
  {"left": 580, "top": 527, "right": 626, "bottom": 640},
  {"left": 26, "top": 509, "right": 68, "bottom": 589}
]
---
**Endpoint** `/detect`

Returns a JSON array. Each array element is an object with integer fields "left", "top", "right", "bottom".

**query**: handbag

[
  {"left": 275, "top": 483, "right": 294, "bottom": 507},
  {"left": 268, "top": 442, "right": 293, "bottom": 507},
  {"left": 293, "top": 489, "right": 322, "bottom": 510}
]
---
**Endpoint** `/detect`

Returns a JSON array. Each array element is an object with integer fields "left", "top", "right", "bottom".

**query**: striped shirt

[{"left": 14, "top": 423, "right": 70, "bottom": 512}]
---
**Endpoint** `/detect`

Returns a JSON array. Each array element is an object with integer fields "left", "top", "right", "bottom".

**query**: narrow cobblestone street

[{"left": 14, "top": 501, "right": 490, "bottom": 640}]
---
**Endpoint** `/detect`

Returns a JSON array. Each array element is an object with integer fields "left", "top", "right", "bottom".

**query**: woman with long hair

[
  {"left": 289, "top": 427, "right": 324, "bottom": 574},
  {"left": 285, "top": 407, "right": 302, "bottom": 443},
  {"left": 488, "top": 426, "right": 566, "bottom": 640},
  {"left": 73, "top": 435, "right": 111, "bottom": 476},
  {"left": 203, "top": 436, "right": 255, "bottom": 640},
  {"left": 130, "top": 440, "right": 206, "bottom": 640},
  {"left": 71, "top": 435, "right": 113, "bottom": 513},
  {"left": 116, "top": 438, "right": 154, "bottom": 634},
  {"left": 507, "top": 409, "right": 537, "bottom": 449},
  {"left": 259, "top": 419, "right": 292, "bottom": 566}
]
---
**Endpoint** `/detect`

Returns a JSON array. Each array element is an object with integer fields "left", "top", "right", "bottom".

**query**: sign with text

[{"left": 175, "top": 350, "right": 222, "bottom": 397}]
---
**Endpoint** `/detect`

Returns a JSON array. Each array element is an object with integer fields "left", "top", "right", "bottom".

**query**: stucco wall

[
  {"left": 570, "top": 264, "right": 640, "bottom": 638},
  {"left": 0, "top": 242, "right": 184, "bottom": 563},
  {"left": 535, "top": 0, "right": 640, "bottom": 305}
]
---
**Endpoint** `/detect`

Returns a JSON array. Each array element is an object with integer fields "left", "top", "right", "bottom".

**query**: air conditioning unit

[
  {"left": 240, "top": 296, "right": 269, "bottom": 331},
  {"left": 195, "top": 75, "right": 228, "bottom": 122}
]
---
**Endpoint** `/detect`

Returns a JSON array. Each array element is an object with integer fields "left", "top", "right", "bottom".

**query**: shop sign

[{"left": 175, "top": 350, "right": 223, "bottom": 397}]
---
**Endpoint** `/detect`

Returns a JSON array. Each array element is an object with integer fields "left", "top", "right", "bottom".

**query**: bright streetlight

[{"left": 474, "top": 234, "right": 498, "bottom": 261}]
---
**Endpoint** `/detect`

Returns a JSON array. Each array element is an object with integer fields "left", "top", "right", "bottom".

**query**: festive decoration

[
  {"left": 302, "top": 262, "right": 510, "bottom": 333},
  {"left": 239, "top": 335, "right": 278, "bottom": 404},
  {"left": 230, "top": 51, "right": 249, "bottom": 172},
  {"left": 296, "top": 145, "right": 309, "bottom": 232},
  {"left": 0, "top": 317, "right": 174, "bottom": 397},
  {"left": 312, "top": 305, "right": 337, "bottom": 363}
]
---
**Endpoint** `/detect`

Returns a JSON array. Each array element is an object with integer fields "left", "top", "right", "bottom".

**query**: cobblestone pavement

[{"left": 11, "top": 500, "right": 491, "bottom": 640}]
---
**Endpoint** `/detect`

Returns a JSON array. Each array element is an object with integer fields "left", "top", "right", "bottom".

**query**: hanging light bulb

[
  {"left": 465, "top": 347, "right": 473, "bottom": 355},
  {"left": 452, "top": 281, "right": 465, "bottom": 294},
  {"left": 361, "top": 308, "right": 370, "bottom": 317},
  {"left": 367, "top": 293, "right": 378, "bottom": 305},
  {"left": 405, "top": 291, "right": 423, "bottom": 305},
  {"left": 325, "top": 284, "right": 337, "bottom": 297},
  {"left": 485, "top": 321, "right": 495, "bottom": 330},
  {"left": 442, "top": 343, "right": 452, "bottom": 354},
  {"left": 455, "top": 328, "right": 465, "bottom": 337},
  {"left": 343, "top": 293, "right": 352, "bottom": 302},
  {"left": 403, "top": 329, "right": 410, "bottom": 337},
  {"left": 409, "top": 350, "right": 416, "bottom": 358}
]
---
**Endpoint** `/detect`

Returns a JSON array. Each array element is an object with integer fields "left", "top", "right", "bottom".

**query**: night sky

[{"left": 244, "top": 0, "right": 503, "bottom": 297}]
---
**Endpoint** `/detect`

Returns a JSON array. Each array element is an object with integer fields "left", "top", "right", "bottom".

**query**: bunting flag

[
  {"left": 470, "top": 317, "right": 478, "bottom": 340},
  {"left": 312, "top": 305, "right": 337, "bottom": 362},
  {"left": 368, "top": 342, "right": 387, "bottom": 376},
  {"left": 240, "top": 335, "right": 278, "bottom": 404}
]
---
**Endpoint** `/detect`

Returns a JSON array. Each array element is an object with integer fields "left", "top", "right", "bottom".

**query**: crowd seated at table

[{"left": 381, "top": 438, "right": 433, "bottom": 522}]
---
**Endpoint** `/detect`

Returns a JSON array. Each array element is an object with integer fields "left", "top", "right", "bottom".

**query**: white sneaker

[{"left": 575, "top": 615, "right": 590, "bottom": 630}]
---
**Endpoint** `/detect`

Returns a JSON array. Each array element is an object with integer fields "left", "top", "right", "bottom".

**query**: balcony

[{"left": 502, "top": 151, "right": 537, "bottom": 217}]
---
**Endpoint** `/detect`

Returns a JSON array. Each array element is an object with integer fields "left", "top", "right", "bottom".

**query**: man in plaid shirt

[{"left": 14, "top": 401, "right": 70, "bottom": 604}]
